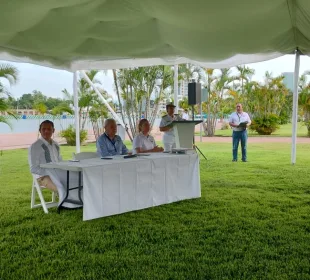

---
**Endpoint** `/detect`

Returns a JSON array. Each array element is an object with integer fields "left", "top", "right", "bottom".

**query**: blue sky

[{"left": 2, "top": 54, "right": 310, "bottom": 100}]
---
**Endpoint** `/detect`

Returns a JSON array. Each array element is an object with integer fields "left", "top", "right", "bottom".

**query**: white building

[
  {"left": 179, "top": 80, "right": 188, "bottom": 98},
  {"left": 282, "top": 72, "right": 294, "bottom": 92}
]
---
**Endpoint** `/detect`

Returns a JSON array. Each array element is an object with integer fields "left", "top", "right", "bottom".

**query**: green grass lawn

[
  {"left": 213, "top": 123, "right": 308, "bottom": 137},
  {"left": 1, "top": 142, "right": 310, "bottom": 279}
]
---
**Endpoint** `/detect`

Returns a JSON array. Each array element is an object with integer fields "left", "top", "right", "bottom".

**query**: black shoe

[
  {"left": 242, "top": 160, "right": 247, "bottom": 162},
  {"left": 232, "top": 159, "right": 237, "bottom": 162}
]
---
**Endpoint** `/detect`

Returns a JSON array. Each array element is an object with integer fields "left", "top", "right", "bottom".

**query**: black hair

[{"left": 39, "top": 120, "right": 54, "bottom": 131}]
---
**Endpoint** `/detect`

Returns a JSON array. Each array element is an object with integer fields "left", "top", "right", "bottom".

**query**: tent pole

[
  {"left": 291, "top": 49, "right": 300, "bottom": 165},
  {"left": 73, "top": 71, "right": 80, "bottom": 153},
  {"left": 200, "top": 102, "right": 202, "bottom": 142},
  {"left": 174, "top": 64, "right": 179, "bottom": 112},
  {"left": 80, "top": 70, "right": 125, "bottom": 128}
]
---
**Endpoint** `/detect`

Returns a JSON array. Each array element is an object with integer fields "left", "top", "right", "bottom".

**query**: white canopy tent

[{"left": 1, "top": 0, "right": 309, "bottom": 163}]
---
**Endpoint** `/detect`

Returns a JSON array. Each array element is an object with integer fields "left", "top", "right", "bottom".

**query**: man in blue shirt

[{"left": 97, "top": 119, "right": 128, "bottom": 157}]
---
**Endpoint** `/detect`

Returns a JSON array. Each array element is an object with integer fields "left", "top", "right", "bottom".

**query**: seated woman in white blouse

[{"left": 133, "top": 119, "right": 164, "bottom": 154}]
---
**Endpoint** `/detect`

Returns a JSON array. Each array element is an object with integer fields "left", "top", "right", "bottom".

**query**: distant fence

[
  {"left": 0, "top": 115, "right": 95, "bottom": 134},
  {"left": 194, "top": 114, "right": 230, "bottom": 119},
  {"left": 2, "top": 114, "right": 75, "bottom": 120}
]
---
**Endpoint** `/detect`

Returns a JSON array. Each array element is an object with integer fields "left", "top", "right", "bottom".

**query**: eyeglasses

[{"left": 236, "top": 106, "right": 241, "bottom": 108}]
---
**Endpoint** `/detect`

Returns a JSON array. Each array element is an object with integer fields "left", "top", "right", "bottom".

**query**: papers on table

[{"left": 171, "top": 148, "right": 195, "bottom": 154}]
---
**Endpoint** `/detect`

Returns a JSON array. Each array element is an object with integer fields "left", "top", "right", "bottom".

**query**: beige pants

[{"left": 37, "top": 176, "right": 58, "bottom": 192}]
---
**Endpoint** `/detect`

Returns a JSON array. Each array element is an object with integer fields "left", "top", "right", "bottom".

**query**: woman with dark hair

[{"left": 132, "top": 119, "right": 164, "bottom": 154}]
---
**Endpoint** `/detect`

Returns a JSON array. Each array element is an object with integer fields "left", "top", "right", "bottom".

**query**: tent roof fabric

[{"left": 0, "top": 0, "right": 310, "bottom": 71}]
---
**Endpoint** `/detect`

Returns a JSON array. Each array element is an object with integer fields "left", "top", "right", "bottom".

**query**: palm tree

[
  {"left": 235, "top": 66, "right": 255, "bottom": 95},
  {"left": 178, "top": 97, "right": 190, "bottom": 111},
  {"left": 0, "top": 63, "right": 19, "bottom": 126},
  {"left": 113, "top": 66, "right": 172, "bottom": 138},
  {"left": 0, "top": 64, "right": 18, "bottom": 86},
  {"left": 33, "top": 103, "right": 48, "bottom": 138},
  {"left": 178, "top": 64, "right": 204, "bottom": 83},
  {"left": 203, "top": 68, "right": 234, "bottom": 136},
  {"left": 298, "top": 71, "right": 310, "bottom": 136},
  {"left": 61, "top": 70, "right": 111, "bottom": 131},
  {"left": 0, "top": 99, "right": 12, "bottom": 127},
  {"left": 246, "top": 72, "right": 290, "bottom": 135}
]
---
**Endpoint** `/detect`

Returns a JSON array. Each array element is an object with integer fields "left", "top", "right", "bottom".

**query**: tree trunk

[
  {"left": 149, "top": 66, "right": 166, "bottom": 130},
  {"left": 91, "top": 117, "right": 99, "bottom": 140},
  {"left": 81, "top": 106, "right": 89, "bottom": 131},
  {"left": 113, "top": 69, "right": 133, "bottom": 141}
]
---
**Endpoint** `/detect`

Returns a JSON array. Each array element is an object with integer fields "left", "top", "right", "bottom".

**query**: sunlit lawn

[
  {"left": 214, "top": 123, "right": 308, "bottom": 137},
  {"left": 1, "top": 142, "right": 310, "bottom": 279}
]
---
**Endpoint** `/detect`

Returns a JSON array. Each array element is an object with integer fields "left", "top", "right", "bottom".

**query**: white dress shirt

[
  {"left": 229, "top": 112, "right": 251, "bottom": 131},
  {"left": 28, "top": 137, "right": 81, "bottom": 208},
  {"left": 28, "top": 137, "right": 62, "bottom": 179}
]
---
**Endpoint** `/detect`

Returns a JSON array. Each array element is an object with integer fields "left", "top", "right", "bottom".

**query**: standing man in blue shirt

[{"left": 97, "top": 119, "right": 128, "bottom": 157}]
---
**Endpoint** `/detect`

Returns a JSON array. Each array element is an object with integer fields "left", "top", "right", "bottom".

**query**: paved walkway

[
  {"left": 1, "top": 131, "right": 309, "bottom": 150},
  {"left": 192, "top": 136, "right": 310, "bottom": 144}
]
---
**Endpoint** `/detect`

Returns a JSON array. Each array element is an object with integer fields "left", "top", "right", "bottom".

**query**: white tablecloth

[{"left": 41, "top": 153, "right": 201, "bottom": 221}]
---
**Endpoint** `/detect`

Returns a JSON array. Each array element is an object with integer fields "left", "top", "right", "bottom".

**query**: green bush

[
  {"left": 59, "top": 125, "right": 88, "bottom": 146},
  {"left": 221, "top": 121, "right": 230, "bottom": 130},
  {"left": 250, "top": 114, "right": 280, "bottom": 135},
  {"left": 278, "top": 110, "right": 291, "bottom": 125},
  {"left": 304, "top": 120, "right": 310, "bottom": 137}
]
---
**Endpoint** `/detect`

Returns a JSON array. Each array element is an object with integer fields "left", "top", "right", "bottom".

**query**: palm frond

[
  {"left": 303, "top": 70, "right": 310, "bottom": 76},
  {"left": 62, "top": 89, "right": 74, "bottom": 104},
  {"left": 5, "top": 110, "right": 17, "bottom": 119},
  {"left": 0, "top": 64, "right": 19, "bottom": 85},
  {"left": 0, "top": 81, "right": 10, "bottom": 97},
  {"left": 0, "top": 115, "right": 12, "bottom": 128},
  {"left": 0, "top": 98, "right": 9, "bottom": 112},
  {"left": 51, "top": 104, "right": 73, "bottom": 115}
]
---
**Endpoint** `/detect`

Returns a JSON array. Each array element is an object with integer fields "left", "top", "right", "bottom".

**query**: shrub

[
  {"left": 221, "top": 121, "right": 230, "bottom": 130},
  {"left": 59, "top": 125, "right": 88, "bottom": 146},
  {"left": 250, "top": 114, "right": 280, "bottom": 135},
  {"left": 279, "top": 110, "right": 291, "bottom": 125},
  {"left": 303, "top": 120, "right": 310, "bottom": 137}
]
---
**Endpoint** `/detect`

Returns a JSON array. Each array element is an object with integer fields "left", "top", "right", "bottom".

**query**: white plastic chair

[
  {"left": 74, "top": 152, "right": 98, "bottom": 160},
  {"left": 31, "top": 174, "right": 58, "bottom": 214}
]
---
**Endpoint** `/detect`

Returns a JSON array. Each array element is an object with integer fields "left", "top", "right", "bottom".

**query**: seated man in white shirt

[{"left": 28, "top": 120, "right": 80, "bottom": 208}]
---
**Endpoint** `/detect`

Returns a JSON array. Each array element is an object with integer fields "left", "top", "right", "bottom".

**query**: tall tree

[
  {"left": 235, "top": 66, "right": 255, "bottom": 95},
  {"left": 203, "top": 68, "right": 233, "bottom": 136},
  {"left": 33, "top": 103, "right": 48, "bottom": 138},
  {"left": 0, "top": 63, "right": 19, "bottom": 126},
  {"left": 32, "top": 90, "right": 47, "bottom": 105},
  {"left": 114, "top": 66, "right": 172, "bottom": 138},
  {"left": 61, "top": 70, "right": 111, "bottom": 138},
  {"left": 18, "top": 94, "right": 34, "bottom": 109},
  {"left": 164, "top": 64, "right": 204, "bottom": 102},
  {"left": 298, "top": 71, "right": 310, "bottom": 136}
]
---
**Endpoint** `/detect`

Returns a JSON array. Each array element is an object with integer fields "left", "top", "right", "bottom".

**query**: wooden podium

[{"left": 172, "top": 120, "right": 202, "bottom": 149}]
